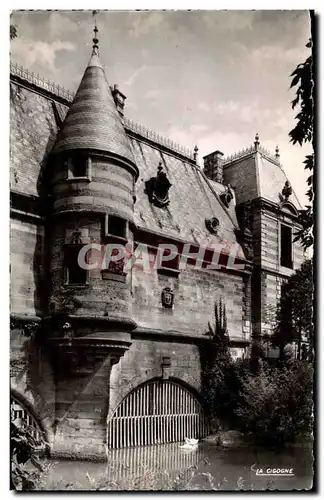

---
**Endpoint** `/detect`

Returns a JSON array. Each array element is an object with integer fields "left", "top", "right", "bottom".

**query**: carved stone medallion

[
  {"left": 205, "top": 217, "right": 219, "bottom": 235},
  {"left": 161, "top": 287, "right": 174, "bottom": 308}
]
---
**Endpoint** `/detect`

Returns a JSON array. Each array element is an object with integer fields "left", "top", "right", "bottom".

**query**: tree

[
  {"left": 236, "top": 360, "right": 313, "bottom": 446},
  {"left": 272, "top": 259, "right": 314, "bottom": 360},
  {"left": 289, "top": 28, "right": 314, "bottom": 249},
  {"left": 200, "top": 299, "right": 240, "bottom": 429},
  {"left": 11, "top": 417, "right": 47, "bottom": 490}
]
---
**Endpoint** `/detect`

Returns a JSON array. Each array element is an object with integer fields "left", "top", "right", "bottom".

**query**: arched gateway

[{"left": 107, "top": 379, "right": 207, "bottom": 449}]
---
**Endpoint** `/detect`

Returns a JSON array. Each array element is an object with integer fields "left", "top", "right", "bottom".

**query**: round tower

[{"left": 47, "top": 29, "right": 138, "bottom": 337}]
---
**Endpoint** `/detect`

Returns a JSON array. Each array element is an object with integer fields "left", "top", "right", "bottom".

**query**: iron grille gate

[{"left": 107, "top": 380, "right": 206, "bottom": 449}]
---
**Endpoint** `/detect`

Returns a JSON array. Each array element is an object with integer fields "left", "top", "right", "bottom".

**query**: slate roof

[
  {"left": 129, "top": 137, "right": 239, "bottom": 245},
  {"left": 10, "top": 79, "right": 240, "bottom": 250},
  {"left": 52, "top": 51, "right": 135, "bottom": 166},
  {"left": 258, "top": 154, "right": 302, "bottom": 209},
  {"left": 223, "top": 148, "right": 302, "bottom": 210}
]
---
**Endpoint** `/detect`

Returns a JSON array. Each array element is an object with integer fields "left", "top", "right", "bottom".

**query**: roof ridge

[
  {"left": 10, "top": 60, "right": 74, "bottom": 102},
  {"left": 10, "top": 60, "right": 195, "bottom": 162},
  {"left": 124, "top": 117, "right": 195, "bottom": 162},
  {"left": 223, "top": 143, "right": 281, "bottom": 167}
]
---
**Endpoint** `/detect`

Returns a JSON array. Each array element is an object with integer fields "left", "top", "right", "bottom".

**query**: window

[
  {"left": 280, "top": 283, "right": 292, "bottom": 329},
  {"left": 67, "top": 153, "right": 90, "bottom": 179},
  {"left": 65, "top": 245, "right": 87, "bottom": 285},
  {"left": 109, "top": 215, "right": 126, "bottom": 238},
  {"left": 157, "top": 246, "right": 180, "bottom": 276},
  {"left": 280, "top": 224, "right": 293, "bottom": 268}
]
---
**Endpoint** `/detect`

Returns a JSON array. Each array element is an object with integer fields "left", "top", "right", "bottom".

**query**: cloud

[
  {"left": 11, "top": 39, "right": 76, "bottom": 72},
  {"left": 190, "top": 124, "right": 210, "bottom": 135},
  {"left": 127, "top": 12, "right": 166, "bottom": 38},
  {"left": 124, "top": 65, "right": 147, "bottom": 86},
  {"left": 144, "top": 88, "right": 161, "bottom": 100},
  {"left": 248, "top": 45, "right": 309, "bottom": 65},
  {"left": 197, "top": 101, "right": 210, "bottom": 113},
  {"left": 202, "top": 11, "right": 257, "bottom": 32},
  {"left": 46, "top": 12, "right": 81, "bottom": 41},
  {"left": 211, "top": 99, "right": 281, "bottom": 128}
]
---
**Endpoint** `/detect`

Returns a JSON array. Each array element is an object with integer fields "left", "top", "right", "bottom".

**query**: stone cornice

[
  {"left": 238, "top": 198, "right": 302, "bottom": 224},
  {"left": 132, "top": 326, "right": 250, "bottom": 346}
]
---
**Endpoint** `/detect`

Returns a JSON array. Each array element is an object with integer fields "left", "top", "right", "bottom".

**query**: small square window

[
  {"left": 109, "top": 215, "right": 126, "bottom": 238},
  {"left": 65, "top": 245, "right": 87, "bottom": 285},
  {"left": 67, "top": 154, "right": 89, "bottom": 179}
]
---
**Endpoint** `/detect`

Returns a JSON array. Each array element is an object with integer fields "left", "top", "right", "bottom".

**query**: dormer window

[
  {"left": 66, "top": 153, "right": 91, "bottom": 180},
  {"left": 145, "top": 162, "right": 172, "bottom": 208}
]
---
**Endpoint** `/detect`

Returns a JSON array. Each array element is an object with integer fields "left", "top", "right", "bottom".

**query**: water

[{"left": 42, "top": 441, "right": 314, "bottom": 491}]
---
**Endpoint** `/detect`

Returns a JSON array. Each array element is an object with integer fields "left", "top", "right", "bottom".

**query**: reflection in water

[
  {"left": 44, "top": 442, "right": 314, "bottom": 491},
  {"left": 106, "top": 442, "right": 203, "bottom": 486}
]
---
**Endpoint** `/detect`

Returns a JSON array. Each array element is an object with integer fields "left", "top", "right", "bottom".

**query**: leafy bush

[
  {"left": 11, "top": 419, "right": 48, "bottom": 490},
  {"left": 235, "top": 360, "right": 313, "bottom": 446},
  {"left": 200, "top": 300, "right": 245, "bottom": 430}
]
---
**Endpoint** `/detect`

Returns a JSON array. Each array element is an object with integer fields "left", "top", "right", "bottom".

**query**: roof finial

[
  {"left": 275, "top": 145, "right": 280, "bottom": 161},
  {"left": 254, "top": 132, "right": 260, "bottom": 150},
  {"left": 92, "top": 10, "right": 99, "bottom": 55},
  {"left": 193, "top": 145, "right": 199, "bottom": 163}
]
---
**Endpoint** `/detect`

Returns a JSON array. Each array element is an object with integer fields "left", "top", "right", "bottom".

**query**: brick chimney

[
  {"left": 110, "top": 84, "right": 126, "bottom": 117},
  {"left": 203, "top": 150, "right": 224, "bottom": 183}
]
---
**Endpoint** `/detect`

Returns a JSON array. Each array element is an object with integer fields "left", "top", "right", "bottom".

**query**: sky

[{"left": 10, "top": 10, "right": 312, "bottom": 206}]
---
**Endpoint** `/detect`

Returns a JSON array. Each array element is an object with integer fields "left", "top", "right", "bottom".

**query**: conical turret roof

[{"left": 52, "top": 49, "right": 135, "bottom": 165}]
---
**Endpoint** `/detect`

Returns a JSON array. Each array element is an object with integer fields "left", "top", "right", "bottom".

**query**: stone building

[{"left": 10, "top": 33, "right": 305, "bottom": 458}]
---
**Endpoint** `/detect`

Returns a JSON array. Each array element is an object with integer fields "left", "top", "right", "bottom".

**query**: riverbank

[
  {"left": 203, "top": 431, "right": 314, "bottom": 449},
  {"left": 38, "top": 441, "right": 313, "bottom": 491}
]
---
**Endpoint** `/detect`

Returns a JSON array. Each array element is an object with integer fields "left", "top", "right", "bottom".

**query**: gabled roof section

[
  {"left": 257, "top": 154, "right": 302, "bottom": 209},
  {"left": 52, "top": 50, "right": 135, "bottom": 165},
  {"left": 223, "top": 136, "right": 302, "bottom": 210}
]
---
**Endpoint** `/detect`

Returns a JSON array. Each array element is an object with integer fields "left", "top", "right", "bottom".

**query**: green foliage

[
  {"left": 201, "top": 300, "right": 242, "bottom": 429},
  {"left": 273, "top": 259, "right": 314, "bottom": 360},
  {"left": 235, "top": 360, "right": 313, "bottom": 446},
  {"left": 11, "top": 419, "right": 47, "bottom": 490},
  {"left": 289, "top": 38, "right": 314, "bottom": 249}
]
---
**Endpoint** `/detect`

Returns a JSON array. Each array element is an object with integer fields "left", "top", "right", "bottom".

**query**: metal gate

[
  {"left": 10, "top": 395, "right": 44, "bottom": 447},
  {"left": 107, "top": 380, "right": 206, "bottom": 449}
]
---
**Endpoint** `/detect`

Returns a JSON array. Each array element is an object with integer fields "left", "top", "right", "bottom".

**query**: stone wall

[
  {"left": 10, "top": 218, "right": 44, "bottom": 316},
  {"left": 51, "top": 355, "right": 113, "bottom": 459},
  {"left": 252, "top": 209, "right": 305, "bottom": 337},
  {"left": 109, "top": 339, "right": 202, "bottom": 419},
  {"left": 223, "top": 155, "right": 259, "bottom": 205},
  {"left": 49, "top": 213, "right": 132, "bottom": 320},
  {"left": 10, "top": 325, "right": 55, "bottom": 444},
  {"left": 131, "top": 266, "right": 248, "bottom": 339}
]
